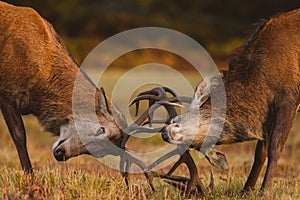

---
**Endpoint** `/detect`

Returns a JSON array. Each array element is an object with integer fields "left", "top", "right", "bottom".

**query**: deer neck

[
  {"left": 215, "top": 73, "right": 269, "bottom": 144},
  {"left": 29, "top": 67, "right": 98, "bottom": 135}
]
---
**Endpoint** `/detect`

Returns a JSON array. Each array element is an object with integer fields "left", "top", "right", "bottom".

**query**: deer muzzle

[
  {"left": 162, "top": 123, "right": 184, "bottom": 144},
  {"left": 52, "top": 139, "right": 67, "bottom": 161},
  {"left": 52, "top": 138, "right": 86, "bottom": 161}
]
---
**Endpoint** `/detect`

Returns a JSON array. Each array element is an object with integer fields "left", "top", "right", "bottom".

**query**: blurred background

[{"left": 4, "top": 0, "right": 300, "bottom": 66}]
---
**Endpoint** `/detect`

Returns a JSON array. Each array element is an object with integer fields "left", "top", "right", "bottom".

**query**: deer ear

[
  {"left": 99, "top": 87, "right": 112, "bottom": 115},
  {"left": 205, "top": 148, "right": 229, "bottom": 170},
  {"left": 190, "top": 76, "right": 210, "bottom": 109}
]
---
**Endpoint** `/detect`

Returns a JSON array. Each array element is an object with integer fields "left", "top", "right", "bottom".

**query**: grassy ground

[{"left": 0, "top": 70, "right": 299, "bottom": 199}]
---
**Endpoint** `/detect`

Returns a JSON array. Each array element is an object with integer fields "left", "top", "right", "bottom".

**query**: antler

[
  {"left": 147, "top": 147, "right": 214, "bottom": 196},
  {"left": 129, "top": 87, "right": 178, "bottom": 126},
  {"left": 129, "top": 86, "right": 215, "bottom": 196},
  {"left": 118, "top": 87, "right": 184, "bottom": 190},
  {"left": 122, "top": 87, "right": 188, "bottom": 146}
]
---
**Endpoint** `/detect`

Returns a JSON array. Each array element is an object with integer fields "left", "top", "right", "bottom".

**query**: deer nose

[
  {"left": 162, "top": 129, "right": 169, "bottom": 141},
  {"left": 53, "top": 139, "right": 66, "bottom": 161},
  {"left": 169, "top": 123, "right": 180, "bottom": 135},
  {"left": 53, "top": 149, "right": 66, "bottom": 161},
  {"left": 169, "top": 123, "right": 183, "bottom": 141},
  {"left": 162, "top": 123, "right": 183, "bottom": 142}
]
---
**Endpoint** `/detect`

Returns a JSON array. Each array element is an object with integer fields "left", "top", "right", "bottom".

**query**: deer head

[
  {"left": 52, "top": 88, "right": 126, "bottom": 161},
  {"left": 161, "top": 77, "right": 213, "bottom": 147}
]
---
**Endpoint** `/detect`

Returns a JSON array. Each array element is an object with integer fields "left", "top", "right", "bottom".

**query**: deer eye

[{"left": 96, "top": 127, "right": 105, "bottom": 136}]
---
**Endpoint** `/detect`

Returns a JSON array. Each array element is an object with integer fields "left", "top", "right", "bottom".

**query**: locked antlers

[
  {"left": 117, "top": 87, "right": 185, "bottom": 190},
  {"left": 128, "top": 86, "right": 214, "bottom": 196}
]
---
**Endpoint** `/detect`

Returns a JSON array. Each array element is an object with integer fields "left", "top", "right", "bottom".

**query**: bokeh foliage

[{"left": 4, "top": 0, "right": 300, "bottom": 62}]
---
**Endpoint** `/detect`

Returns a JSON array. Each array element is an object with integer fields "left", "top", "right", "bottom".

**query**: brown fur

[
  {"left": 222, "top": 10, "right": 300, "bottom": 143},
  {"left": 225, "top": 10, "right": 300, "bottom": 193},
  {"left": 0, "top": 2, "right": 125, "bottom": 173},
  {"left": 164, "top": 9, "right": 300, "bottom": 193}
]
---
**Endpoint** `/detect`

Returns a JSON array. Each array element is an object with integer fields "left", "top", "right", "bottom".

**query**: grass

[
  {"left": 0, "top": 70, "right": 299, "bottom": 199},
  {"left": 0, "top": 153, "right": 299, "bottom": 199}
]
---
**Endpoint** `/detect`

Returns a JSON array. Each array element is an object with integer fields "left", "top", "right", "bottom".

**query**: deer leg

[
  {"left": 242, "top": 140, "right": 268, "bottom": 193},
  {"left": 0, "top": 101, "right": 33, "bottom": 173},
  {"left": 260, "top": 104, "right": 297, "bottom": 193}
]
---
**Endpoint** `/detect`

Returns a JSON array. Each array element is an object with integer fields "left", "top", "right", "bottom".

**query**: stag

[
  {"left": 133, "top": 9, "right": 300, "bottom": 195},
  {"left": 0, "top": 1, "right": 121, "bottom": 172},
  {"left": 0, "top": 2, "right": 170, "bottom": 188}
]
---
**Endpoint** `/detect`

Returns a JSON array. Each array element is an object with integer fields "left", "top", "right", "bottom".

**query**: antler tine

[
  {"left": 119, "top": 102, "right": 162, "bottom": 190},
  {"left": 119, "top": 156, "right": 129, "bottom": 186},
  {"left": 127, "top": 92, "right": 181, "bottom": 134},
  {"left": 119, "top": 86, "right": 188, "bottom": 192},
  {"left": 128, "top": 95, "right": 191, "bottom": 124},
  {"left": 125, "top": 86, "right": 213, "bottom": 196},
  {"left": 162, "top": 86, "right": 178, "bottom": 98},
  {"left": 121, "top": 100, "right": 173, "bottom": 148},
  {"left": 142, "top": 120, "right": 167, "bottom": 126},
  {"left": 116, "top": 140, "right": 155, "bottom": 190},
  {"left": 119, "top": 151, "right": 155, "bottom": 191},
  {"left": 129, "top": 99, "right": 181, "bottom": 133},
  {"left": 129, "top": 94, "right": 165, "bottom": 116},
  {"left": 129, "top": 87, "right": 166, "bottom": 115},
  {"left": 145, "top": 144, "right": 214, "bottom": 196},
  {"left": 207, "top": 170, "right": 214, "bottom": 193},
  {"left": 144, "top": 87, "right": 169, "bottom": 126},
  {"left": 128, "top": 126, "right": 163, "bottom": 135},
  {"left": 152, "top": 150, "right": 211, "bottom": 196},
  {"left": 167, "top": 96, "right": 193, "bottom": 104},
  {"left": 131, "top": 102, "right": 162, "bottom": 129},
  {"left": 137, "top": 86, "right": 177, "bottom": 98},
  {"left": 119, "top": 88, "right": 176, "bottom": 189},
  {"left": 145, "top": 87, "right": 179, "bottom": 126},
  {"left": 129, "top": 87, "right": 179, "bottom": 122},
  {"left": 129, "top": 88, "right": 193, "bottom": 129},
  {"left": 140, "top": 97, "right": 191, "bottom": 126}
]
